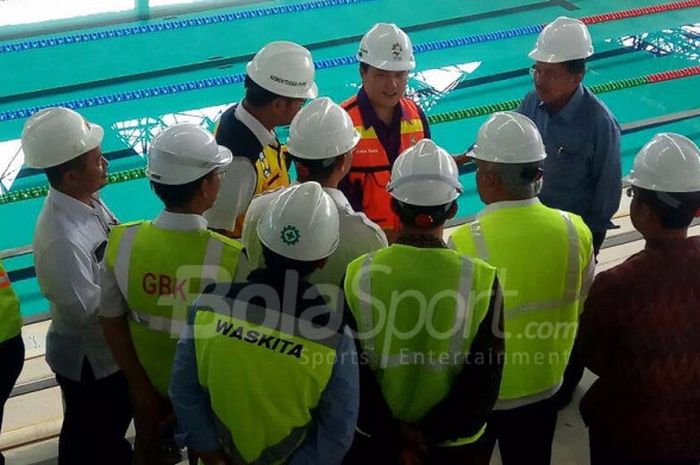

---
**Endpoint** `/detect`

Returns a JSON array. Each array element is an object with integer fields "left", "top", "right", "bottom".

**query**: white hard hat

[
  {"left": 246, "top": 41, "right": 318, "bottom": 99},
  {"left": 286, "top": 97, "right": 360, "bottom": 160},
  {"left": 625, "top": 133, "right": 700, "bottom": 193},
  {"left": 147, "top": 123, "right": 232, "bottom": 185},
  {"left": 357, "top": 23, "right": 416, "bottom": 72},
  {"left": 257, "top": 182, "right": 340, "bottom": 261},
  {"left": 387, "top": 139, "right": 462, "bottom": 206},
  {"left": 529, "top": 16, "right": 594, "bottom": 63},
  {"left": 22, "top": 107, "right": 104, "bottom": 169},
  {"left": 470, "top": 111, "right": 547, "bottom": 164}
]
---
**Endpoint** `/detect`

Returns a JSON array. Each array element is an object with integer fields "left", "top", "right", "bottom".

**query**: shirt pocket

[{"left": 545, "top": 145, "right": 592, "bottom": 190}]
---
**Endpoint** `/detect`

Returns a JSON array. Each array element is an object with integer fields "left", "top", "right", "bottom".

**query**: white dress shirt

[
  {"left": 33, "top": 188, "right": 120, "bottom": 381},
  {"left": 241, "top": 186, "right": 388, "bottom": 290},
  {"left": 203, "top": 104, "right": 269, "bottom": 231}
]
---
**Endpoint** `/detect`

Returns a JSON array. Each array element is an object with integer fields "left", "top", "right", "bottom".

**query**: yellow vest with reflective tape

[
  {"left": 105, "top": 221, "right": 244, "bottom": 396},
  {"left": 449, "top": 201, "right": 592, "bottom": 401},
  {"left": 193, "top": 294, "right": 339, "bottom": 464},
  {"left": 0, "top": 259, "right": 21, "bottom": 343},
  {"left": 344, "top": 244, "right": 496, "bottom": 445},
  {"left": 231, "top": 144, "right": 290, "bottom": 237}
]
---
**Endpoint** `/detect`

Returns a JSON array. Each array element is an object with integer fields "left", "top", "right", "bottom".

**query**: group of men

[{"left": 1, "top": 14, "right": 699, "bottom": 465}]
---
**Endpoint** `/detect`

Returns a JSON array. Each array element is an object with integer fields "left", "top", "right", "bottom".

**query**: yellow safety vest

[
  {"left": 0, "top": 259, "right": 21, "bottom": 344},
  {"left": 231, "top": 143, "right": 290, "bottom": 238},
  {"left": 104, "top": 221, "right": 245, "bottom": 396},
  {"left": 344, "top": 244, "right": 497, "bottom": 445},
  {"left": 449, "top": 200, "right": 592, "bottom": 403},
  {"left": 193, "top": 291, "right": 339, "bottom": 464}
]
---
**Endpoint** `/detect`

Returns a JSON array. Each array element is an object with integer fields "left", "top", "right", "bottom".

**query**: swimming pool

[{"left": 3, "top": 0, "right": 700, "bottom": 318}]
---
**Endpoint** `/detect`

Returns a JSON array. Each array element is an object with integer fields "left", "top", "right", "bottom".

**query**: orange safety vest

[{"left": 342, "top": 95, "right": 426, "bottom": 231}]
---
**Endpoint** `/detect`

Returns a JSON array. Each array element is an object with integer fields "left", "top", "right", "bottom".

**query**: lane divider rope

[
  {"left": 3, "top": 1, "right": 700, "bottom": 122},
  {"left": 3, "top": 65, "right": 700, "bottom": 206},
  {"left": 0, "top": 0, "right": 376, "bottom": 55}
]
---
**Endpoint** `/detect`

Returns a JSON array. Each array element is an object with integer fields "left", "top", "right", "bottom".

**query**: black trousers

[
  {"left": 0, "top": 335, "right": 24, "bottom": 465},
  {"left": 589, "top": 429, "right": 700, "bottom": 465},
  {"left": 462, "top": 398, "right": 559, "bottom": 465},
  {"left": 55, "top": 359, "right": 133, "bottom": 465}
]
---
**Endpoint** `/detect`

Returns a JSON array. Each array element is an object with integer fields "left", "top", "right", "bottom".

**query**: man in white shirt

[
  {"left": 99, "top": 124, "right": 247, "bottom": 465},
  {"left": 23, "top": 107, "right": 132, "bottom": 465},
  {"left": 205, "top": 41, "right": 318, "bottom": 237},
  {"left": 241, "top": 97, "right": 387, "bottom": 295}
]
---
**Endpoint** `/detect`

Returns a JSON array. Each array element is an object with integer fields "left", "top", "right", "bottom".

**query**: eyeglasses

[
  {"left": 529, "top": 65, "right": 569, "bottom": 83},
  {"left": 212, "top": 168, "right": 227, "bottom": 179}
]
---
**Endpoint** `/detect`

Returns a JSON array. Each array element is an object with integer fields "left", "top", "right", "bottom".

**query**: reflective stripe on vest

[
  {"left": 129, "top": 309, "right": 186, "bottom": 338},
  {"left": 107, "top": 222, "right": 244, "bottom": 396},
  {"left": 231, "top": 144, "right": 291, "bottom": 237},
  {"left": 212, "top": 413, "right": 307, "bottom": 465},
  {"left": 193, "top": 293, "right": 339, "bottom": 465},
  {"left": 451, "top": 204, "right": 591, "bottom": 402},
  {"left": 0, "top": 262, "right": 21, "bottom": 343},
  {"left": 356, "top": 253, "right": 474, "bottom": 372},
  {"left": 355, "top": 423, "right": 487, "bottom": 448},
  {"left": 344, "top": 246, "right": 496, "bottom": 443},
  {"left": 113, "top": 226, "right": 228, "bottom": 334},
  {"left": 342, "top": 96, "right": 425, "bottom": 230},
  {"left": 468, "top": 211, "right": 580, "bottom": 315}
]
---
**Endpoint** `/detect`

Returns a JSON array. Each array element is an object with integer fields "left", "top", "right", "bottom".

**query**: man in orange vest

[{"left": 340, "top": 23, "right": 430, "bottom": 238}]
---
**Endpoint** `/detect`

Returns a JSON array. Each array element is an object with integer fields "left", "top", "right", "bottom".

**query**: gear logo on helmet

[
  {"left": 280, "top": 225, "right": 301, "bottom": 246},
  {"left": 257, "top": 182, "right": 340, "bottom": 261}
]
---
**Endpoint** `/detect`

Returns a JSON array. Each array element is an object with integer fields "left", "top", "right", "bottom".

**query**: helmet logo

[
  {"left": 391, "top": 42, "right": 403, "bottom": 60},
  {"left": 269, "top": 75, "right": 307, "bottom": 88},
  {"left": 281, "top": 225, "right": 301, "bottom": 246}
]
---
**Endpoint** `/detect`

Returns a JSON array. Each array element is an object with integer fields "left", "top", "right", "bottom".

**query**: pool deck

[{"left": 2, "top": 193, "right": 699, "bottom": 465}]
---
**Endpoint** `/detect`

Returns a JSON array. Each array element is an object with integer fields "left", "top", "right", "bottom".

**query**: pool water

[{"left": 2, "top": 0, "right": 700, "bottom": 318}]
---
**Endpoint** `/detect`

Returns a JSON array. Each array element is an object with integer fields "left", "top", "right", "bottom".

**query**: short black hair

[
  {"left": 359, "top": 62, "right": 370, "bottom": 74},
  {"left": 44, "top": 152, "right": 88, "bottom": 189},
  {"left": 391, "top": 199, "right": 455, "bottom": 228},
  {"left": 150, "top": 173, "right": 209, "bottom": 209},
  {"left": 261, "top": 244, "right": 322, "bottom": 278},
  {"left": 288, "top": 155, "right": 340, "bottom": 182},
  {"left": 636, "top": 187, "right": 700, "bottom": 229},
  {"left": 563, "top": 59, "right": 586, "bottom": 75},
  {"left": 244, "top": 75, "right": 282, "bottom": 107}
]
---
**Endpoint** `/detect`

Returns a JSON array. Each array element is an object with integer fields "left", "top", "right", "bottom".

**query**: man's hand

[
  {"left": 132, "top": 381, "right": 172, "bottom": 435},
  {"left": 398, "top": 422, "right": 428, "bottom": 465},
  {"left": 453, "top": 152, "right": 472, "bottom": 168},
  {"left": 198, "top": 449, "right": 235, "bottom": 465}
]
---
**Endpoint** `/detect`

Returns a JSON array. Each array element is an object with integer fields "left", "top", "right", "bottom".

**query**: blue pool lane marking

[{"left": 0, "top": 0, "right": 376, "bottom": 55}]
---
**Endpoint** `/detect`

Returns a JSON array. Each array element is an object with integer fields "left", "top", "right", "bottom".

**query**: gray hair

[{"left": 492, "top": 162, "right": 543, "bottom": 199}]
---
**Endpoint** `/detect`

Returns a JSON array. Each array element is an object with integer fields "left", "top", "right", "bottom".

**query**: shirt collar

[
  {"left": 644, "top": 236, "right": 700, "bottom": 251},
  {"left": 47, "top": 187, "right": 102, "bottom": 220},
  {"left": 153, "top": 210, "right": 208, "bottom": 231},
  {"left": 235, "top": 103, "right": 277, "bottom": 147},
  {"left": 477, "top": 198, "right": 541, "bottom": 219},
  {"left": 538, "top": 85, "right": 584, "bottom": 122},
  {"left": 323, "top": 187, "right": 352, "bottom": 211},
  {"left": 357, "top": 87, "right": 405, "bottom": 130}
]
